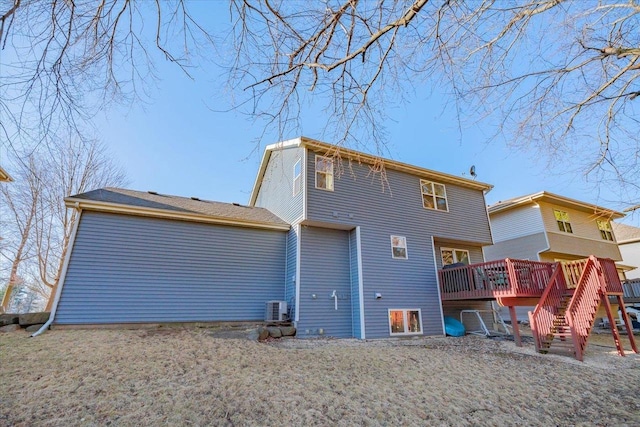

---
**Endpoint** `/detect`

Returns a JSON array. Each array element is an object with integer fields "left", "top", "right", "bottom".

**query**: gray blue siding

[
  {"left": 254, "top": 147, "right": 305, "bottom": 224},
  {"left": 302, "top": 150, "right": 492, "bottom": 338},
  {"left": 285, "top": 227, "right": 298, "bottom": 319},
  {"left": 297, "top": 226, "right": 352, "bottom": 338},
  {"left": 56, "top": 212, "right": 286, "bottom": 324}
]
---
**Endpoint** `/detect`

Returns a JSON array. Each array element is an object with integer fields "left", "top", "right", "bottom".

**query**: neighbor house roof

[
  {"left": 612, "top": 222, "right": 640, "bottom": 244},
  {"left": 66, "top": 188, "right": 290, "bottom": 231},
  {"left": 487, "top": 191, "right": 625, "bottom": 219},
  {"left": 249, "top": 136, "right": 493, "bottom": 206},
  {"left": 0, "top": 165, "right": 13, "bottom": 182}
]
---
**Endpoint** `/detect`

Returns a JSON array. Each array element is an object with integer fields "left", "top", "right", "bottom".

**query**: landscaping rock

[
  {"left": 257, "top": 327, "right": 270, "bottom": 341},
  {"left": 280, "top": 326, "right": 296, "bottom": 337},
  {"left": 267, "top": 327, "right": 282, "bottom": 338},
  {"left": 0, "top": 314, "right": 19, "bottom": 326},
  {"left": 19, "top": 312, "right": 50, "bottom": 326},
  {"left": 25, "top": 324, "right": 45, "bottom": 333},
  {"left": 0, "top": 324, "right": 20, "bottom": 333}
]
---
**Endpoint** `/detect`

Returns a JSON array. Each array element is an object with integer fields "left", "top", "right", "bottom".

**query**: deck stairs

[{"left": 529, "top": 256, "right": 638, "bottom": 361}]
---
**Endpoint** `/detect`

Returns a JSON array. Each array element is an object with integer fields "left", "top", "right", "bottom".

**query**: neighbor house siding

[
  {"left": 537, "top": 202, "right": 614, "bottom": 242},
  {"left": 545, "top": 232, "right": 621, "bottom": 260},
  {"left": 254, "top": 146, "right": 305, "bottom": 224},
  {"left": 483, "top": 232, "right": 548, "bottom": 262},
  {"left": 297, "top": 226, "right": 352, "bottom": 338},
  {"left": 619, "top": 242, "right": 640, "bottom": 279},
  {"left": 489, "top": 206, "right": 544, "bottom": 242},
  {"left": 56, "top": 212, "right": 286, "bottom": 324}
]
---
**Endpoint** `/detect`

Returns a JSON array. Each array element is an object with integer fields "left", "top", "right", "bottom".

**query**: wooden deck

[{"left": 439, "top": 259, "right": 554, "bottom": 301}]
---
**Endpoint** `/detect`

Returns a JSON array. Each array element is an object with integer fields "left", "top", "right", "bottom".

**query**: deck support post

[
  {"left": 508, "top": 305, "right": 522, "bottom": 347},
  {"left": 602, "top": 293, "right": 624, "bottom": 357},
  {"left": 617, "top": 296, "right": 638, "bottom": 354}
]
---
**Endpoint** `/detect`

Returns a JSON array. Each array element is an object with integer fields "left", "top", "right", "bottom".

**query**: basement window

[
  {"left": 293, "top": 159, "right": 302, "bottom": 196},
  {"left": 597, "top": 220, "right": 614, "bottom": 241},
  {"left": 315, "top": 155, "right": 334, "bottom": 191},
  {"left": 421, "top": 180, "right": 448, "bottom": 211},
  {"left": 554, "top": 210, "right": 573, "bottom": 233},
  {"left": 389, "top": 309, "right": 422, "bottom": 336}
]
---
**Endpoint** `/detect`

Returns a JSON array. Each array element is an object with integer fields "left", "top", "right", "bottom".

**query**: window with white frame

[
  {"left": 420, "top": 180, "right": 448, "bottom": 211},
  {"left": 389, "top": 309, "right": 422, "bottom": 335},
  {"left": 441, "top": 248, "right": 470, "bottom": 266},
  {"left": 554, "top": 210, "right": 573, "bottom": 233},
  {"left": 293, "top": 159, "right": 302, "bottom": 196},
  {"left": 315, "top": 155, "right": 334, "bottom": 191},
  {"left": 597, "top": 220, "right": 614, "bottom": 241},
  {"left": 390, "top": 235, "right": 408, "bottom": 259}
]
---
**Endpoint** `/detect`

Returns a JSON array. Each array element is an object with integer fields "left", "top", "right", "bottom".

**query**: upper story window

[
  {"left": 554, "top": 210, "right": 573, "bottom": 233},
  {"left": 315, "top": 155, "right": 334, "bottom": 191},
  {"left": 293, "top": 159, "right": 302, "bottom": 196},
  {"left": 597, "top": 220, "right": 614, "bottom": 241},
  {"left": 441, "top": 248, "right": 470, "bottom": 266},
  {"left": 390, "top": 235, "right": 408, "bottom": 259},
  {"left": 420, "top": 180, "right": 448, "bottom": 211}
]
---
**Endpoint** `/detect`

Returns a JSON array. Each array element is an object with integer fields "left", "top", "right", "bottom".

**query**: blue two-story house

[{"left": 50, "top": 137, "right": 493, "bottom": 338}]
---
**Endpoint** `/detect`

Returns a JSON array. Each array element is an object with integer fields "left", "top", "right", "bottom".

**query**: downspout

[{"left": 31, "top": 204, "right": 81, "bottom": 337}]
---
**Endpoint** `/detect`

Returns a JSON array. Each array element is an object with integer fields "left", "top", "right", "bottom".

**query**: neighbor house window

[
  {"left": 315, "top": 155, "right": 334, "bottom": 191},
  {"left": 554, "top": 210, "right": 573, "bottom": 233},
  {"left": 420, "top": 180, "right": 448, "bottom": 211},
  {"left": 597, "top": 220, "right": 613, "bottom": 241},
  {"left": 441, "top": 248, "right": 470, "bottom": 266},
  {"left": 389, "top": 309, "right": 422, "bottom": 335},
  {"left": 293, "top": 159, "right": 302, "bottom": 196},
  {"left": 390, "top": 235, "right": 408, "bottom": 259}
]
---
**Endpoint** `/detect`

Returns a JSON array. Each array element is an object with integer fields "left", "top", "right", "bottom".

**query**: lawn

[{"left": 1, "top": 327, "right": 639, "bottom": 426}]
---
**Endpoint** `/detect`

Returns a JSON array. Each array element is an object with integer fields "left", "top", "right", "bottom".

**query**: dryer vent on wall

[{"left": 265, "top": 301, "right": 288, "bottom": 322}]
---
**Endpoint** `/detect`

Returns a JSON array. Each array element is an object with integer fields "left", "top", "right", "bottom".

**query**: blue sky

[
  {"left": 3, "top": 1, "right": 637, "bottom": 227},
  {"left": 93, "top": 51, "right": 640, "bottom": 226}
]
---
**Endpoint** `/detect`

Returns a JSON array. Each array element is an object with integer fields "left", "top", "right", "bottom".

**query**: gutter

[{"left": 31, "top": 205, "right": 82, "bottom": 337}]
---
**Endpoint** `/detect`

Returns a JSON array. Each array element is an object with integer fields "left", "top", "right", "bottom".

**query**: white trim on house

[
  {"left": 295, "top": 223, "right": 302, "bottom": 323},
  {"left": 432, "top": 236, "right": 446, "bottom": 336},
  {"left": 388, "top": 308, "right": 423, "bottom": 336},
  {"left": 31, "top": 208, "right": 82, "bottom": 336},
  {"left": 303, "top": 147, "right": 308, "bottom": 222},
  {"left": 356, "top": 226, "right": 365, "bottom": 339},
  {"left": 314, "top": 154, "right": 334, "bottom": 191},
  {"left": 64, "top": 198, "right": 290, "bottom": 231}
]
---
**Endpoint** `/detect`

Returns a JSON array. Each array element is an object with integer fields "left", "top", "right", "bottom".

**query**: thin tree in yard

[
  {"left": 1, "top": 1, "right": 639, "bottom": 203},
  {"left": 0, "top": 137, "right": 126, "bottom": 312}
]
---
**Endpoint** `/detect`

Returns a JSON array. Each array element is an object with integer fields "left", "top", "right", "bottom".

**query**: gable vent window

[
  {"left": 420, "top": 180, "right": 448, "bottom": 211},
  {"left": 554, "top": 210, "right": 573, "bottom": 233},
  {"left": 597, "top": 220, "right": 614, "bottom": 241},
  {"left": 293, "top": 159, "right": 302, "bottom": 196},
  {"left": 390, "top": 235, "right": 408, "bottom": 259},
  {"left": 315, "top": 155, "right": 334, "bottom": 191}
]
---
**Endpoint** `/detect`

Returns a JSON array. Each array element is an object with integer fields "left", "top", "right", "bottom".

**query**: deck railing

[{"left": 439, "top": 258, "right": 553, "bottom": 300}]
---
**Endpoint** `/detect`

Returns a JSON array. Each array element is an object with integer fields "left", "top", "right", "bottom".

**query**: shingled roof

[
  {"left": 67, "top": 187, "right": 289, "bottom": 230},
  {"left": 612, "top": 222, "right": 640, "bottom": 244}
]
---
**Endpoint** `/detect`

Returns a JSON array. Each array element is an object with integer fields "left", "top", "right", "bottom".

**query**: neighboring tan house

[
  {"left": 48, "top": 137, "right": 495, "bottom": 339},
  {"left": 484, "top": 191, "right": 624, "bottom": 264},
  {"left": 612, "top": 222, "right": 640, "bottom": 280},
  {"left": 0, "top": 165, "right": 13, "bottom": 182}
]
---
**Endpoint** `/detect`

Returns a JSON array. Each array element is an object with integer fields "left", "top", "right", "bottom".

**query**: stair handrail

[
  {"left": 529, "top": 262, "right": 568, "bottom": 352},
  {"left": 564, "top": 256, "right": 600, "bottom": 361}
]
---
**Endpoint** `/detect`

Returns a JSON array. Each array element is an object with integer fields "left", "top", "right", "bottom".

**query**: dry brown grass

[{"left": 1, "top": 327, "right": 639, "bottom": 426}]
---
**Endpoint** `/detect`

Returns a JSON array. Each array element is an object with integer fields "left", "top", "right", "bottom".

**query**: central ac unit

[{"left": 265, "top": 301, "right": 288, "bottom": 322}]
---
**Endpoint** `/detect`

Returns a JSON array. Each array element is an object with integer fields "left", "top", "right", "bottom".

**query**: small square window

[
  {"left": 293, "top": 159, "right": 302, "bottom": 196},
  {"left": 315, "top": 155, "right": 334, "bottom": 191},
  {"left": 389, "top": 309, "right": 422, "bottom": 336},
  {"left": 597, "top": 220, "right": 614, "bottom": 241},
  {"left": 390, "top": 235, "right": 408, "bottom": 259},
  {"left": 554, "top": 210, "right": 573, "bottom": 233},
  {"left": 421, "top": 180, "right": 448, "bottom": 211}
]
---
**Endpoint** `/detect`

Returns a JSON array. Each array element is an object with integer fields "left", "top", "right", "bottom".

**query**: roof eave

[
  {"left": 66, "top": 197, "right": 290, "bottom": 231},
  {"left": 488, "top": 191, "right": 624, "bottom": 218}
]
